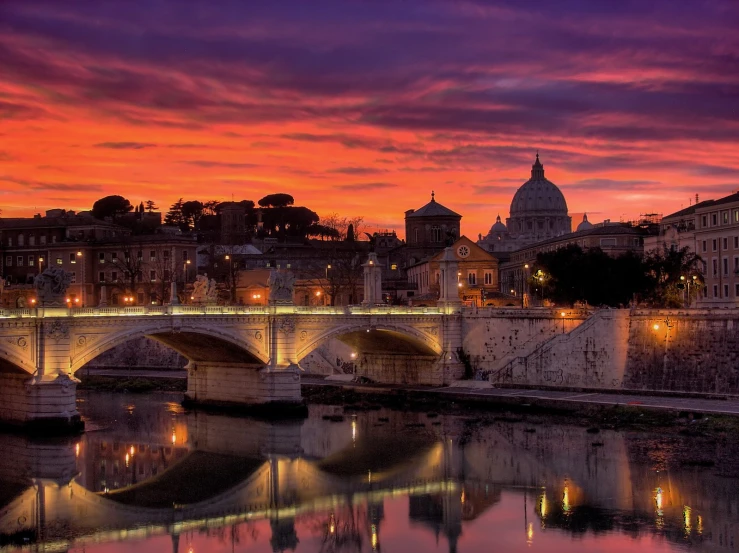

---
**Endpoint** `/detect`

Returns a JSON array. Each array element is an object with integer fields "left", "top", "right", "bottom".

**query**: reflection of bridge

[
  {"left": 0, "top": 303, "right": 462, "bottom": 428},
  {"left": 1, "top": 410, "right": 732, "bottom": 553}
]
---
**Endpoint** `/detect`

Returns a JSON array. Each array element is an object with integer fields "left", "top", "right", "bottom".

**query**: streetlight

[
  {"left": 183, "top": 259, "right": 191, "bottom": 284},
  {"left": 225, "top": 254, "right": 234, "bottom": 304},
  {"left": 37, "top": 256, "right": 44, "bottom": 275},
  {"left": 560, "top": 311, "right": 566, "bottom": 333},
  {"left": 522, "top": 263, "right": 530, "bottom": 308}
]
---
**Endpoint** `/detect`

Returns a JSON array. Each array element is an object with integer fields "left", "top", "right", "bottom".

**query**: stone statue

[
  {"left": 268, "top": 269, "right": 295, "bottom": 304},
  {"left": 34, "top": 267, "right": 72, "bottom": 307},
  {"left": 191, "top": 274, "right": 209, "bottom": 303},
  {"left": 206, "top": 278, "right": 218, "bottom": 303}
]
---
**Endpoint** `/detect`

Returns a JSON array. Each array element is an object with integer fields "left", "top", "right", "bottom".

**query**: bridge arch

[
  {"left": 70, "top": 323, "right": 268, "bottom": 374},
  {"left": 297, "top": 321, "right": 442, "bottom": 363}
]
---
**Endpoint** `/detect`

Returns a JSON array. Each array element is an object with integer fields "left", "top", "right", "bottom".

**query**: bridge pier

[
  {"left": 0, "top": 373, "right": 81, "bottom": 432},
  {"left": 184, "top": 361, "right": 302, "bottom": 412}
]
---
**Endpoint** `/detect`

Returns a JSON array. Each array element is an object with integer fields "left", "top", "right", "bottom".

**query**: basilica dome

[
  {"left": 490, "top": 214, "right": 507, "bottom": 233},
  {"left": 576, "top": 213, "right": 594, "bottom": 232},
  {"left": 505, "top": 154, "right": 571, "bottom": 239},
  {"left": 509, "top": 154, "right": 568, "bottom": 216}
]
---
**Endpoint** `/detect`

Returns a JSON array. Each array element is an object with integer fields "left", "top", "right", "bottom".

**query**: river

[{"left": 0, "top": 391, "right": 736, "bottom": 552}]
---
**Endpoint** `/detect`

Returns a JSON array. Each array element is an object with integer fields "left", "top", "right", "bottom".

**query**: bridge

[{"left": 0, "top": 251, "right": 482, "bottom": 430}]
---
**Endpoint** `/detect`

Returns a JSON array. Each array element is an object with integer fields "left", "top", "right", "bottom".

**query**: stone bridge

[{"left": 0, "top": 303, "right": 464, "bottom": 429}]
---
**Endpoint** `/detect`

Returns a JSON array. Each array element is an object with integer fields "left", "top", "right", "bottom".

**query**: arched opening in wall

[{"left": 299, "top": 328, "right": 440, "bottom": 386}]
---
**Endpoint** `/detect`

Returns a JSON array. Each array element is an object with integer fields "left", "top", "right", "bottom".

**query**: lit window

[
  {"left": 69, "top": 253, "right": 76, "bottom": 264},
  {"left": 391, "top": 264, "right": 398, "bottom": 270}
]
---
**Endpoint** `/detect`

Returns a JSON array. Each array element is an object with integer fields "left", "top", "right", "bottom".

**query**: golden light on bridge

[
  {"left": 527, "top": 522, "right": 534, "bottom": 545},
  {"left": 653, "top": 323, "right": 660, "bottom": 331},
  {"left": 562, "top": 482, "right": 571, "bottom": 513},
  {"left": 371, "top": 524, "right": 378, "bottom": 550}
]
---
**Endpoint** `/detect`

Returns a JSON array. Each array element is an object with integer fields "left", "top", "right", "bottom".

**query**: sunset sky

[{"left": 1, "top": 1, "right": 738, "bottom": 238}]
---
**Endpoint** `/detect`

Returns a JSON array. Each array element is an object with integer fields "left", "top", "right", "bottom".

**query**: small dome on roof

[
  {"left": 490, "top": 214, "right": 507, "bottom": 233},
  {"left": 576, "top": 213, "right": 594, "bottom": 232}
]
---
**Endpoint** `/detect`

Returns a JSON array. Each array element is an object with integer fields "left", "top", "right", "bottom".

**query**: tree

[
  {"left": 110, "top": 242, "right": 145, "bottom": 303},
  {"left": 307, "top": 224, "right": 341, "bottom": 241},
  {"left": 149, "top": 246, "right": 176, "bottom": 305},
  {"left": 259, "top": 206, "right": 319, "bottom": 239},
  {"left": 144, "top": 200, "right": 158, "bottom": 212},
  {"left": 181, "top": 200, "right": 205, "bottom": 230},
  {"left": 164, "top": 198, "right": 185, "bottom": 228},
  {"left": 92, "top": 195, "right": 133, "bottom": 220},
  {"left": 321, "top": 214, "right": 364, "bottom": 241},
  {"left": 258, "top": 193, "right": 294, "bottom": 208},
  {"left": 643, "top": 246, "right": 703, "bottom": 307}
]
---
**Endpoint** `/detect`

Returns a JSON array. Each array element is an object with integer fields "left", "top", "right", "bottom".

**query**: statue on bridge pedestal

[
  {"left": 191, "top": 274, "right": 219, "bottom": 304},
  {"left": 34, "top": 267, "right": 72, "bottom": 307},
  {"left": 268, "top": 269, "right": 295, "bottom": 305}
]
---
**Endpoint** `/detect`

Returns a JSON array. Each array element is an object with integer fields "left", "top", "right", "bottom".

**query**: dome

[
  {"left": 490, "top": 214, "right": 507, "bottom": 233},
  {"left": 509, "top": 154, "right": 568, "bottom": 216},
  {"left": 576, "top": 213, "right": 594, "bottom": 232}
]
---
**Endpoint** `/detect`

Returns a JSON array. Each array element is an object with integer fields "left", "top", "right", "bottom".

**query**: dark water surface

[{"left": 1, "top": 391, "right": 737, "bottom": 553}]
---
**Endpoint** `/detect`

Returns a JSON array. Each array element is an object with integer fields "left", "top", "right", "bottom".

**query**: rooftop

[{"left": 406, "top": 192, "right": 461, "bottom": 219}]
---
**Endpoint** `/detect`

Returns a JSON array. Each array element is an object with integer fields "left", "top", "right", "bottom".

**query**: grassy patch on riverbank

[{"left": 77, "top": 375, "right": 186, "bottom": 393}]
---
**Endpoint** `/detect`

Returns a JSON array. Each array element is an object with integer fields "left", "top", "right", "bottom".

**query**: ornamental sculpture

[
  {"left": 191, "top": 274, "right": 219, "bottom": 304},
  {"left": 34, "top": 267, "right": 72, "bottom": 307},
  {"left": 268, "top": 269, "right": 295, "bottom": 305}
]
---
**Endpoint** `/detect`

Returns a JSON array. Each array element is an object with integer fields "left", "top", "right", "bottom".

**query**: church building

[{"left": 478, "top": 154, "right": 571, "bottom": 253}]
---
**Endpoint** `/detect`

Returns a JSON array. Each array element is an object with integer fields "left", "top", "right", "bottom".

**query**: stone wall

[{"left": 83, "top": 336, "right": 187, "bottom": 370}]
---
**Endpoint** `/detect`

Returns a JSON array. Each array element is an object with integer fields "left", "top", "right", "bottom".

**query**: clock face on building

[{"left": 457, "top": 245, "right": 470, "bottom": 258}]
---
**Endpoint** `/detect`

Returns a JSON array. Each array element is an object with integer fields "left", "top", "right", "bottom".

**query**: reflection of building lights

[
  {"left": 130, "top": 446, "right": 135, "bottom": 456},
  {"left": 371, "top": 524, "right": 378, "bottom": 550},
  {"left": 527, "top": 522, "right": 533, "bottom": 544},
  {"left": 653, "top": 323, "right": 660, "bottom": 331},
  {"left": 125, "top": 453, "right": 130, "bottom": 467},
  {"left": 684, "top": 505, "right": 692, "bottom": 534},
  {"left": 329, "top": 513, "right": 336, "bottom": 534},
  {"left": 655, "top": 487, "right": 663, "bottom": 512},
  {"left": 461, "top": 489, "right": 465, "bottom": 504},
  {"left": 697, "top": 515, "right": 703, "bottom": 535},
  {"left": 75, "top": 443, "right": 80, "bottom": 457},
  {"left": 539, "top": 492, "right": 547, "bottom": 518},
  {"left": 368, "top": 470, "right": 372, "bottom": 484},
  {"left": 562, "top": 483, "right": 570, "bottom": 513},
  {"left": 172, "top": 430, "right": 176, "bottom": 445}
]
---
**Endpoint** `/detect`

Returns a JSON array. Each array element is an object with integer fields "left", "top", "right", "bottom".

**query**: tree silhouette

[{"left": 92, "top": 195, "right": 133, "bottom": 220}]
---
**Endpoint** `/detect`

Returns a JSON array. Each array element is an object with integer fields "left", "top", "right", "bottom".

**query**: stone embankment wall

[
  {"left": 489, "top": 308, "right": 739, "bottom": 395},
  {"left": 83, "top": 336, "right": 187, "bottom": 370}
]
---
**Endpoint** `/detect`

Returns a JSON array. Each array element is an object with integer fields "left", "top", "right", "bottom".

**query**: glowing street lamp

[{"left": 561, "top": 311, "right": 566, "bottom": 333}]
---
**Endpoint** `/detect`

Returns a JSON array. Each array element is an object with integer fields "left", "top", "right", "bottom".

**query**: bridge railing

[{"left": 0, "top": 304, "right": 448, "bottom": 318}]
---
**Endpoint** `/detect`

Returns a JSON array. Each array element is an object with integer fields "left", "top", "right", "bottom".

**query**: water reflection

[{"left": 0, "top": 392, "right": 737, "bottom": 552}]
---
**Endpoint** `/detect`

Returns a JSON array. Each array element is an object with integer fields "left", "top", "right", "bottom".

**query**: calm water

[{"left": 0, "top": 392, "right": 737, "bottom": 553}]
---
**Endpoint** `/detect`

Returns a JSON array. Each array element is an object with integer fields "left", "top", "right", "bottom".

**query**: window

[
  {"left": 99, "top": 272, "right": 105, "bottom": 283},
  {"left": 724, "top": 257, "right": 729, "bottom": 275},
  {"left": 724, "top": 212, "right": 729, "bottom": 224},
  {"left": 735, "top": 209, "right": 739, "bottom": 223},
  {"left": 600, "top": 238, "right": 617, "bottom": 247},
  {"left": 724, "top": 284, "right": 729, "bottom": 297},
  {"left": 99, "top": 252, "right": 106, "bottom": 263},
  {"left": 735, "top": 257, "right": 739, "bottom": 272},
  {"left": 391, "top": 264, "right": 398, "bottom": 270},
  {"left": 137, "top": 250, "right": 143, "bottom": 261},
  {"left": 713, "top": 239, "right": 717, "bottom": 252},
  {"left": 6, "top": 237, "right": 11, "bottom": 247},
  {"left": 111, "top": 252, "right": 118, "bottom": 260},
  {"left": 5, "top": 256, "right": 11, "bottom": 267},
  {"left": 29, "top": 236, "right": 35, "bottom": 246},
  {"left": 17, "top": 235, "right": 24, "bottom": 246},
  {"left": 52, "top": 236, "right": 56, "bottom": 243},
  {"left": 468, "top": 272, "right": 476, "bottom": 285},
  {"left": 713, "top": 258, "right": 718, "bottom": 276},
  {"left": 712, "top": 213, "right": 718, "bottom": 226},
  {"left": 724, "top": 237, "right": 729, "bottom": 250},
  {"left": 150, "top": 250, "right": 156, "bottom": 261},
  {"left": 70, "top": 272, "right": 76, "bottom": 283},
  {"left": 182, "top": 251, "right": 188, "bottom": 261},
  {"left": 28, "top": 255, "right": 34, "bottom": 267},
  {"left": 111, "top": 271, "right": 118, "bottom": 281},
  {"left": 163, "top": 250, "right": 170, "bottom": 260},
  {"left": 150, "top": 293, "right": 157, "bottom": 305},
  {"left": 484, "top": 272, "right": 493, "bottom": 285},
  {"left": 150, "top": 270, "right": 156, "bottom": 282},
  {"left": 702, "top": 240, "right": 707, "bottom": 252},
  {"left": 713, "top": 284, "right": 718, "bottom": 298},
  {"left": 431, "top": 226, "right": 442, "bottom": 243},
  {"left": 414, "top": 228, "right": 419, "bottom": 243},
  {"left": 56, "top": 257, "right": 62, "bottom": 265},
  {"left": 702, "top": 215, "right": 708, "bottom": 227},
  {"left": 69, "top": 253, "right": 76, "bottom": 264},
  {"left": 735, "top": 236, "right": 739, "bottom": 249},
  {"left": 736, "top": 283, "right": 739, "bottom": 297},
  {"left": 40, "top": 236, "right": 46, "bottom": 245}
]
